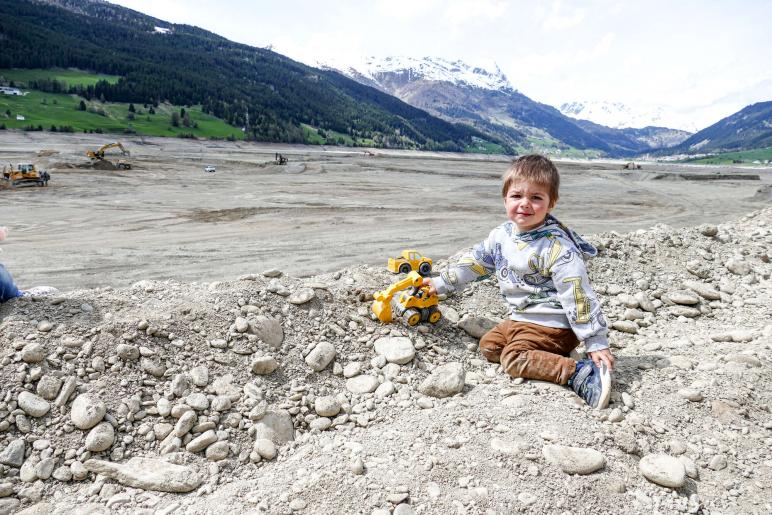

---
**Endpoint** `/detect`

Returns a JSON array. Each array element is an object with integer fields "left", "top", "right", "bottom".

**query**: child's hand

[
  {"left": 588, "top": 348, "right": 615, "bottom": 371},
  {"left": 0, "top": 227, "right": 7, "bottom": 242},
  {"left": 421, "top": 277, "right": 437, "bottom": 296}
]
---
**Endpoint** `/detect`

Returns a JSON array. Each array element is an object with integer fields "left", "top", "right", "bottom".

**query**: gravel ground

[{"left": 0, "top": 200, "right": 770, "bottom": 514}]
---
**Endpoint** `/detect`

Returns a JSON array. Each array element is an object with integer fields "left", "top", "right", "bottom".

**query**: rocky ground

[{"left": 0, "top": 207, "right": 770, "bottom": 515}]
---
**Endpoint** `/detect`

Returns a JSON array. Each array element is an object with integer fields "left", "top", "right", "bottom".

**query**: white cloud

[
  {"left": 537, "top": 0, "right": 586, "bottom": 31},
  {"left": 106, "top": 0, "right": 772, "bottom": 129}
]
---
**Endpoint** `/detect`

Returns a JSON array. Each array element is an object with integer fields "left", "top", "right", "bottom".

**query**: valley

[{"left": 1, "top": 132, "right": 769, "bottom": 291}]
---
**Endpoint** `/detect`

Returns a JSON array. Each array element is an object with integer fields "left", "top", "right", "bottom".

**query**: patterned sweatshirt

[{"left": 432, "top": 215, "right": 609, "bottom": 352}]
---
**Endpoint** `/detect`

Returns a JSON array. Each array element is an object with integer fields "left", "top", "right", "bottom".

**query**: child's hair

[{"left": 501, "top": 154, "right": 560, "bottom": 205}]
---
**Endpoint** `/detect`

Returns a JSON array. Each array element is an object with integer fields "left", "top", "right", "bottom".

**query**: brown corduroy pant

[{"left": 479, "top": 320, "right": 579, "bottom": 384}]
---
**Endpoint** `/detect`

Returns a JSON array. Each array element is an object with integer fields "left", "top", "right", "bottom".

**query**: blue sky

[{"left": 110, "top": 0, "right": 771, "bottom": 129}]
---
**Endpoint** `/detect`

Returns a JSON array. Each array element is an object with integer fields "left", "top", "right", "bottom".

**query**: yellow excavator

[
  {"left": 86, "top": 142, "right": 131, "bottom": 169},
  {"left": 372, "top": 271, "right": 442, "bottom": 326}
]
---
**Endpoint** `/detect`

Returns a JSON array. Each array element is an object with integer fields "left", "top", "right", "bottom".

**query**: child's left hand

[{"left": 588, "top": 348, "right": 615, "bottom": 371}]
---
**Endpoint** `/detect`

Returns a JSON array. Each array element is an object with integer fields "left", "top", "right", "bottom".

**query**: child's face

[{"left": 504, "top": 180, "right": 554, "bottom": 231}]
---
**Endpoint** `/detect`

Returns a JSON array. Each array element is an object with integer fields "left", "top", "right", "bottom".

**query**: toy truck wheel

[
  {"left": 403, "top": 309, "right": 421, "bottom": 326},
  {"left": 418, "top": 262, "right": 432, "bottom": 276},
  {"left": 399, "top": 263, "right": 411, "bottom": 274},
  {"left": 428, "top": 307, "right": 441, "bottom": 324}
]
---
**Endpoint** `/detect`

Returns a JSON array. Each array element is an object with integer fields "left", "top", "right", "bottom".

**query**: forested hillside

[
  {"left": 0, "top": 0, "right": 505, "bottom": 151},
  {"left": 669, "top": 101, "right": 772, "bottom": 154}
]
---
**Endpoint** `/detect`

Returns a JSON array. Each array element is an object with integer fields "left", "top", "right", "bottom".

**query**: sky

[{"left": 109, "top": 0, "right": 771, "bottom": 131}]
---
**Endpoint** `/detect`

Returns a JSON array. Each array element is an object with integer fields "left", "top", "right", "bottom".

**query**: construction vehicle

[
  {"left": 372, "top": 271, "right": 442, "bottom": 326},
  {"left": 2, "top": 163, "right": 50, "bottom": 187},
  {"left": 388, "top": 249, "right": 432, "bottom": 276},
  {"left": 623, "top": 162, "right": 641, "bottom": 170},
  {"left": 86, "top": 142, "right": 132, "bottom": 169},
  {"left": 274, "top": 153, "right": 288, "bottom": 165}
]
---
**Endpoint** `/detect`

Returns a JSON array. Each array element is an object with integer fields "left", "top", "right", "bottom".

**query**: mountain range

[{"left": 324, "top": 57, "right": 693, "bottom": 157}]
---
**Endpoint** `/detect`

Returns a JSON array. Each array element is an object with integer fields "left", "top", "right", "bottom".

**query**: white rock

[
  {"left": 85, "top": 422, "right": 116, "bottom": 452},
  {"left": 542, "top": 445, "right": 606, "bottom": 475},
  {"left": 665, "top": 290, "right": 700, "bottom": 305},
  {"left": 612, "top": 321, "right": 638, "bottom": 334},
  {"left": 36, "top": 375, "right": 62, "bottom": 400},
  {"left": 190, "top": 366, "right": 209, "bottom": 386},
  {"left": 250, "top": 316, "right": 284, "bottom": 349},
  {"left": 305, "top": 342, "right": 336, "bottom": 371},
  {"left": 205, "top": 441, "right": 229, "bottom": 461},
  {"left": 373, "top": 337, "right": 415, "bottom": 365},
  {"left": 725, "top": 258, "right": 750, "bottom": 275},
  {"left": 0, "top": 439, "right": 26, "bottom": 467},
  {"left": 457, "top": 316, "right": 497, "bottom": 338},
  {"left": 677, "top": 388, "right": 704, "bottom": 402},
  {"left": 682, "top": 280, "right": 721, "bottom": 300},
  {"left": 288, "top": 288, "right": 315, "bottom": 304},
  {"left": 234, "top": 317, "right": 250, "bottom": 333},
  {"left": 252, "top": 410, "right": 295, "bottom": 445},
  {"left": 116, "top": 344, "right": 140, "bottom": 361},
  {"left": 185, "top": 393, "right": 209, "bottom": 411},
  {"left": 84, "top": 457, "right": 203, "bottom": 493},
  {"left": 419, "top": 362, "right": 465, "bottom": 398},
  {"left": 346, "top": 375, "right": 379, "bottom": 394},
  {"left": 253, "top": 438, "right": 277, "bottom": 460},
  {"left": 639, "top": 454, "right": 686, "bottom": 488},
  {"left": 186, "top": 430, "right": 217, "bottom": 452},
  {"left": 17, "top": 391, "right": 50, "bottom": 418},
  {"left": 375, "top": 381, "right": 396, "bottom": 398},
  {"left": 21, "top": 343, "right": 45, "bottom": 363},
  {"left": 314, "top": 396, "right": 341, "bottom": 417},
  {"left": 251, "top": 356, "right": 278, "bottom": 375},
  {"left": 173, "top": 410, "right": 197, "bottom": 437},
  {"left": 310, "top": 417, "right": 332, "bottom": 431},
  {"left": 70, "top": 395, "right": 107, "bottom": 430},
  {"left": 490, "top": 438, "right": 522, "bottom": 455}
]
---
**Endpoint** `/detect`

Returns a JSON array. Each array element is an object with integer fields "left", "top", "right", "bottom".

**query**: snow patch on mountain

[
  {"left": 559, "top": 100, "right": 700, "bottom": 132},
  {"left": 320, "top": 56, "right": 513, "bottom": 92}
]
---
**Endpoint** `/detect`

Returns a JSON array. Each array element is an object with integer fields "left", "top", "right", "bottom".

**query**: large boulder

[{"left": 83, "top": 458, "right": 202, "bottom": 493}]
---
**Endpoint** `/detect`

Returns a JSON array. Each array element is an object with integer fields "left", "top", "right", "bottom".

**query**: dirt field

[{"left": 1, "top": 131, "right": 770, "bottom": 291}]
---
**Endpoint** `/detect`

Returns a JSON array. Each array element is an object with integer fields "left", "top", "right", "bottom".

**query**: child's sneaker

[
  {"left": 20, "top": 286, "right": 59, "bottom": 298},
  {"left": 568, "top": 359, "right": 611, "bottom": 409}
]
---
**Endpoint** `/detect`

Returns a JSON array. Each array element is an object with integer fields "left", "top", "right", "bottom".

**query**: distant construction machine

[
  {"left": 274, "top": 153, "right": 288, "bottom": 165},
  {"left": 86, "top": 142, "right": 132, "bottom": 170},
  {"left": 2, "top": 163, "right": 50, "bottom": 187}
]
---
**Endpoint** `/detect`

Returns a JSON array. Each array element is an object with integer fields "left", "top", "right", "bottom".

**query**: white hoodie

[{"left": 432, "top": 215, "right": 609, "bottom": 352}]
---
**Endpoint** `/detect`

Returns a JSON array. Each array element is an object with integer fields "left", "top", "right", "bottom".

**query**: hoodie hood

[{"left": 511, "top": 214, "right": 598, "bottom": 259}]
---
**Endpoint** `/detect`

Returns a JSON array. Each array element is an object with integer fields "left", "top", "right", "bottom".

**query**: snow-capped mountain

[
  {"left": 324, "top": 56, "right": 689, "bottom": 157},
  {"left": 320, "top": 56, "right": 513, "bottom": 92},
  {"left": 559, "top": 100, "right": 700, "bottom": 132}
]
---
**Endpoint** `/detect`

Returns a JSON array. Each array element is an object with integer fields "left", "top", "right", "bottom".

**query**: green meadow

[
  {"left": 680, "top": 147, "right": 772, "bottom": 165},
  {"left": 0, "top": 68, "right": 120, "bottom": 87},
  {"left": 0, "top": 89, "right": 244, "bottom": 139}
]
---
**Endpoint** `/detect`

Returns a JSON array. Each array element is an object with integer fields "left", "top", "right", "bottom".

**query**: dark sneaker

[{"left": 569, "top": 359, "right": 611, "bottom": 409}]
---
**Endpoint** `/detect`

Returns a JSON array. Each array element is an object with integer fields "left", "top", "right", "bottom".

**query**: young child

[{"left": 424, "top": 155, "right": 614, "bottom": 409}]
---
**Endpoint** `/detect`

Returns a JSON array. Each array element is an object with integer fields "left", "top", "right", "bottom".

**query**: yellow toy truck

[
  {"left": 372, "top": 271, "right": 442, "bottom": 326},
  {"left": 388, "top": 249, "right": 432, "bottom": 276}
]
